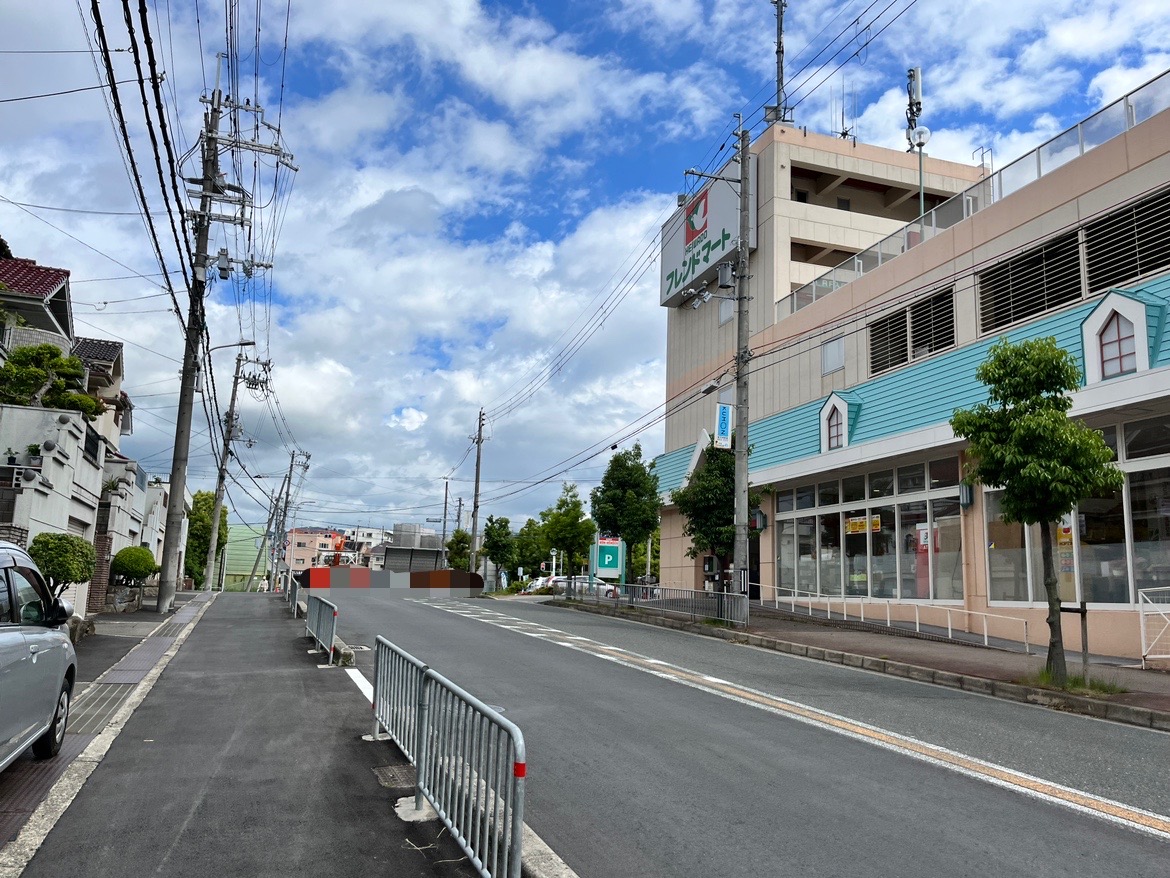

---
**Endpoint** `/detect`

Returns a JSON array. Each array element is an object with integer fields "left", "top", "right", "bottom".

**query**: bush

[
  {"left": 111, "top": 546, "right": 159, "bottom": 587},
  {"left": 28, "top": 532, "right": 96, "bottom": 592}
]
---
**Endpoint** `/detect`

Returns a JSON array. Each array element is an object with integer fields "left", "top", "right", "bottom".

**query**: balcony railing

[{"left": 789, "top": 68, "right": 1170, "bottom": 314}]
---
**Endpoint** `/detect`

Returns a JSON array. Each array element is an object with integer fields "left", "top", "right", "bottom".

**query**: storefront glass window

[
  {"left": 1099, "top": 425, "right": 1118, "bottom": 460},
  {"left": 869, "top": 470, "right": 894, "bottom": 499},
  {"left": 1078, "top": 488, "right": 1129, "bottom": 602},
  {"left": 1028, "top": 521, "right": 1076, "bottom": 602},
  {"left": 929, "top": 457, "right": 960, "bottom": 489},
  {"left": 796, "top": 486, "right": 816, "bottom": 510},
  {"left": 931, "top": 499, "right": 963, "bottom": 600},
  {"left": 818, "top": 481, "right": 840, "bottom": 506},
  {"left": 986, "top": 491, "right": 1028, "bottom": 601},
  {"left": 1129, "top": 468, "right": 1170, "bottom": 594},
  {"left": 897, "top": 501, "right": 928, "bottom": 598},
  {"left": 776, "top": 519, "right": 796, "bottom": 596},
  {"left": 1125, "top": 415, "right": 1170, "bottom": 459},
  {"left": 844, "top": 510, "right": 868, "bottom": 595},
  {"left": 843, "top": 475, "right": 866, "bottom": 503},
  {"left": 871, "top": 506, "right": 897, "bottom": 597},
  {"left": 898, "top": 464, "right": 926, "bottom": 494},
  {"left": 818, "top": 513, "right": 842, "bottom": 595},
  {"left": 776, "top": 490, "right": 795, "bottom": 513},
  {"left": 796, "top": 516, "right": 816, "bottom": 594}
]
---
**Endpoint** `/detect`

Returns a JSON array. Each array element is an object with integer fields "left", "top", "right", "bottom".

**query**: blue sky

[{"left": 2, "top": 0, "right": 1170, "bottom": 536}]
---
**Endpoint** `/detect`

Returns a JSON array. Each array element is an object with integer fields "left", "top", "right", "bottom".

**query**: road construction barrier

[
  {"left": 372, "top": 638, "right": 526, "bottom": 878},
  {"left": 305, "top": 593, "right": 337, "bottom": 664}
]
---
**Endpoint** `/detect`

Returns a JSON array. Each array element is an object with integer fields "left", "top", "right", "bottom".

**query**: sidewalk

[
  {"left": 0, "top": 592, "right": 478, "bottom": 878},
  {"left": 550, "top": 598, "right": 1170, "bottom": 729}
]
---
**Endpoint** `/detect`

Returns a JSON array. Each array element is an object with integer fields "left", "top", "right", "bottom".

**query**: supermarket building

[{"left": 654, "top": 70, "right": 1170, "bottom": 659}]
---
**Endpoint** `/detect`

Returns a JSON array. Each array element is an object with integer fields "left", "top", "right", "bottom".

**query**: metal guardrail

[
  {"left": 372, "top": 635, "right": 428, "bottom": 763},
  {"left": 570, "top": 582, "right": 749, "bottom": 628},
  {"left": 1138, "top": 586, "right": 1170, "bottom": 669},
  {"left": 371, "top": 638, "right": 527, "bottom": 878},
  {"left": 770, "top": 588, "right": 1032, "bottom": 654},
  {"left": 417, "top": 669, "right": 526, "bottom": 878},
  {"left": 287, "top": 577, "right": 299, "bottom": 615},
  {"left": 305, "top": 593, "right": 337, "bottom": 665}
]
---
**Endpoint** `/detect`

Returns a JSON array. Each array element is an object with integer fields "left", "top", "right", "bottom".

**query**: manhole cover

[{"left": 372, "top": 765, "right": 416, "bottom": 788}]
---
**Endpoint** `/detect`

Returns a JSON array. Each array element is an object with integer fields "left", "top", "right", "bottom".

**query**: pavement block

[
  {"left": 884, "top": 662, "right": 913, "bottom": 678},
  {"left": 842, "top": 653, "right": 864, "bottom": 668},
  {"left": 991, "top": 681, "right": 1033, "bottom": 703},
  {"left": 961, "top": 677, "right": 994, "bottom": 695},
  {"left": 906, "top": 666, "right": 935, "bottom": 683},
  {"left": 1152, "top": 712, "right": 1170, "bottom": 732},
  {"left": 861, "top": 657, "right": 887, "bottom": 673},
  {"left": 933, "top": 671, "right": 964, "bottom": 688},
  {"left": 822, "top": 649, "right": 844, "bottom": 664}
]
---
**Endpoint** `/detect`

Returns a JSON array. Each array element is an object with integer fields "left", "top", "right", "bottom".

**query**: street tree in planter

[
  {"left": 670, "top": 438, "right": 759, "bottom": 588},
  {"left": 951, "top": 336, "right": 1122, "bottom": 686},
  {"left": 590, "top": 442, "right": 659, "bottom": 582},
  {"left": 513, "top": 518, "right": 548, "bottom": 579},
  {"left": 28, "top": 532, "right": 96, "bottom": 596},
  {"left": 111, "top": 546, "right": 160, "bottom": 588}
]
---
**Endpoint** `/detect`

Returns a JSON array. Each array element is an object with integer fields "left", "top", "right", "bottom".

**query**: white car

[{"left": 0, "top": 541, "right": 77, "bottom": 774}]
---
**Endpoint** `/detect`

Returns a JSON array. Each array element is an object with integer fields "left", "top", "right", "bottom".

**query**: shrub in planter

[{"left": 111, "top": 546, "right": 160, "bottom": 587}]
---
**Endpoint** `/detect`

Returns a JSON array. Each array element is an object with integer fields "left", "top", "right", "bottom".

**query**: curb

[{"left": 551, "top": 599, "right": 1170, "bottom": 733}]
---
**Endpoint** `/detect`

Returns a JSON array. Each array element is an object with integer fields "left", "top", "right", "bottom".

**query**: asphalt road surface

[{"left": 323, "top": 590, "right": 1170, "bottom": 878}]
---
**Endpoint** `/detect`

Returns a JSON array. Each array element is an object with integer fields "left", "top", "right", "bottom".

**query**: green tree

[
  {"left": 951, "top": 336, "right": 1123, "bottom": 686},
  {"left": 513, "top": 517, "right": 548, "bottom": 578},
  {"left": 481, "top": 515, "right": 515, "bottom": 581},
  {"left": 670, "top": 439, "right": 760, "bottom": 581},
  {"left": 110, "top": 546, "right": 159, "bottom": 587},
  {"left": 590, "top": 442, "right": 660, "bottom": 580},
  {"left": 446, "top": 528, "right": 471, "bottom": 570},
  {"left": 0, "top": 344, "right": 106, "bottom": 420},
  {"left": 540, "top": 483, "right": 596, "bottom": 577},
  {"left": 28, "top": 532, "right": 96, "bottom": 595},
  {"left": 0, "top": 233, "right": 12, "bottom": 260},
  {"left": 185, "top": 490, "right": 229, "bottom": 587}
]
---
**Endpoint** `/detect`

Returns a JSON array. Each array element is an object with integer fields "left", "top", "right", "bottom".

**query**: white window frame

[
  {"left": 1081, "top": 292, "right": 1149, "bottom": 385},
  {"left": 819, "top": 393, "right": 851, "bottom": 453},
  {"left": 821, "top": 336, "right": 844, "bottom": 375}
]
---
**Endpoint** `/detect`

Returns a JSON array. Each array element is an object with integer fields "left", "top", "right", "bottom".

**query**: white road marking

[{"left": 412, "top": 599, "right": 1170, "bottom": 841}]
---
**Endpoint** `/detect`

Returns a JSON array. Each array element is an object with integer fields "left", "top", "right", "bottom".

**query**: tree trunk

[{"left": 1038, "top": 521, "right": 1068, "bottom": 686}]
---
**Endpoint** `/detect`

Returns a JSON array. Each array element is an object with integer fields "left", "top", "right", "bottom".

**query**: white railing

[
  {"left": 1138, "top": 586, "right": 1170, "bottom": 669},
  {"left": 789, "top": 67, "right": 1170, "bottom": 313},
  {"left": 769, "top": 589, "right": 1031, "bottom": 654}
]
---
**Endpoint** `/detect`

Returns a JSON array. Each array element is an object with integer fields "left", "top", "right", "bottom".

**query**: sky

[{"left": 2, "top": 0, "right": 1170, "bottom": 538}]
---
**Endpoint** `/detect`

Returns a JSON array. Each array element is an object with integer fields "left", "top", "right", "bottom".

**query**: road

[{"left": 324, "top": 590, "right": 1170, "bottom": 877}]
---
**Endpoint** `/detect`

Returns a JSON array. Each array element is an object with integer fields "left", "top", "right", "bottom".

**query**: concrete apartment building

[
  {"left": 0, "top": 257, "right": 182, "bottom": 614},
  {"left": 655, "top": 69, "right": 1170, "bottom": 658}
]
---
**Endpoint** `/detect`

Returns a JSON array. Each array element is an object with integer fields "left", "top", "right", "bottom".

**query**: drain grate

[
  {"left": 349, "top": 644, "right": 371, "bottom": 651},
  {"left": 372, "top": 764, "right": 416, "bottom": 789}
]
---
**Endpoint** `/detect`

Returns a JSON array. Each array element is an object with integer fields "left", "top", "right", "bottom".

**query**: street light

[{"left": 913, "top": 125, "right": 931, "bottom": 222}]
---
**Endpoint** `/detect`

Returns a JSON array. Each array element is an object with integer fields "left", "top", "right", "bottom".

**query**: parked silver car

[{"left": 0, "top": 540, "right": 77, "bottom": 774}]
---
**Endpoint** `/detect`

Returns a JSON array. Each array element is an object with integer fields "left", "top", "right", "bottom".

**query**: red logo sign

[{"left": 684, "top": 191, "right": 708, "bottom": 246}]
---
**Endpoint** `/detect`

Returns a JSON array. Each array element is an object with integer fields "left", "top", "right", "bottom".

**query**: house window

[
  {"left": 1100, "top": 312, "right": 1137, "bottom": 378},
  {"left": 837, "top": 197, "right": 851, "bottom": 211},
  {"left": 794, "top": 189, "right": 809, "bottom": 203},
  {"left": 822, "top": 337, "right": 844, "bottom": 374},
  {"left": 827, "top": 407, "right": 843, "bottom": 449}
]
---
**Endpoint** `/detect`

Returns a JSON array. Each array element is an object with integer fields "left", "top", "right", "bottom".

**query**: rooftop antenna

[
  {"left": 765, "top": 1, "right": 794, "bottom": 125},
  {"left": 905, "top": 66, "right": 924, "bottom": 152},
  {"left": 837, "top": 79, "right": 854, "bottom": 139}
]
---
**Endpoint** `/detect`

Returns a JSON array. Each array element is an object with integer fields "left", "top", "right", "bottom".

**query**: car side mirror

[{"left": 52, "top": 598, "right": 74, "bottom": 625}]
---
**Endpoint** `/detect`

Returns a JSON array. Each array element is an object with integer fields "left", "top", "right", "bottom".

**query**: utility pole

[
  {"left": 202, "top": 346, "right": 257, "bottom": 588},
  {"left": 156, "top": 62, "right": 224, "bottom": 613},
  {"left": 441, "top": 479, "right": 449, "bottom": 568},
  {"left": 156, "top": 54, "right": 296, "bottom": 614},
  {"left": 455, "top": 498, "right": 464, "bottom": 532},
  {"left": 468, "top": 408, "right": 485, "bottom": 573},
  {"left": 246, "top": 487, "right": 281, "bottom": 592},
  {"left": 269, "top": 450, "right": 309, "bottom": 592},
  {"left": 732, "top": 118, "right": 752, "bottom": 605}
]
